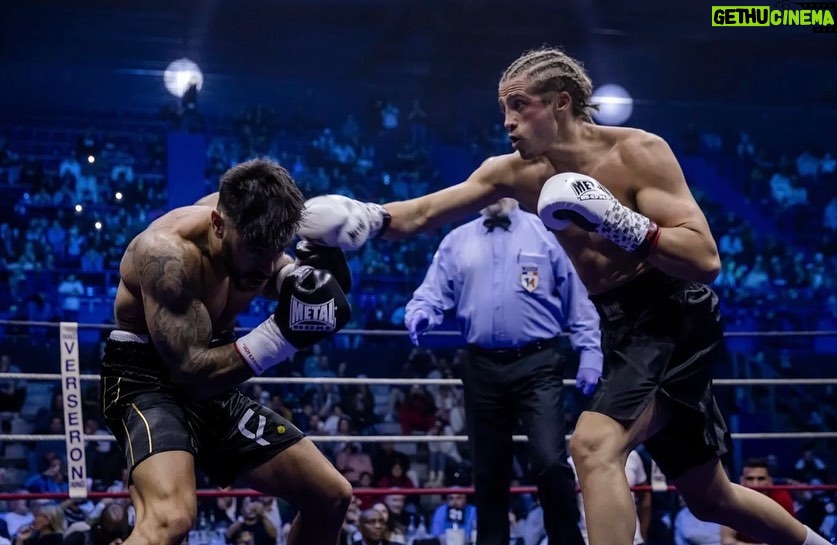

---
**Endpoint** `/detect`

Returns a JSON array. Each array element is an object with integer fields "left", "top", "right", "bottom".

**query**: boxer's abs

[{"left": 554, "top": 228, "right": 650, "bottom": 295}]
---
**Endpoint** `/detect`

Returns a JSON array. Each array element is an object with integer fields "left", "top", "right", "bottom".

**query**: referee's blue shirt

[{"left": 405, "top": 207, "right": 603, "bottom": 371}]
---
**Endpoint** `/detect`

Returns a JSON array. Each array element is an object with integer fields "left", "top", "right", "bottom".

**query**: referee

[{"left": 405, "top": 198, "right": 602, "bottom": 545}]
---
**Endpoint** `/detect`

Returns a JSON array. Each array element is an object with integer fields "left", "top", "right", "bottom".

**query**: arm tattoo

[
  {"left": 137, "top": 238, "right": 213, "bottom": 374},
  {"left": 135, "top": 236, "right": 253, "bottom": 395}
]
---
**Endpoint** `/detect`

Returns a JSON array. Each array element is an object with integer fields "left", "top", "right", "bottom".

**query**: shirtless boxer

[
  {"left": 298, "top": 48, "right": 827, "bottom": 545},
  {"left": 100, "top": 158, "right": 353, "bottom": 545}
]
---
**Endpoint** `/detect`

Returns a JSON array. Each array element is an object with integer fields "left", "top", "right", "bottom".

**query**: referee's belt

[{"left": 468, "top": 337, "right": 560, "bottom": 363}]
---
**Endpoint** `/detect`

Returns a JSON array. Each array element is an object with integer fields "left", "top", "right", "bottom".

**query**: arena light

[
  {"left": 115, "top": 191, "right": 123, "bottom": 201},
  {"left": 94, "top": 221, "right": 102, "bottom": 230},
  {"left": 87, "top": 155, "right": 95, "bottom": 164},
  {"left": 163, "top": 58, "right": 204, "bottom": 98},
  {"left": 591, "top": 84, "right": 633, "bottom": 126},
  {"left": 74, "top": 204, "right": 83, "bottom": 213}
]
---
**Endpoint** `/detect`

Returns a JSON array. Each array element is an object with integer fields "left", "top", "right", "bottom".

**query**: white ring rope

[
  {"left": 8, "top": 320, "right": 830, "bottom": 500},
  {"left": 3, "top": 432, "right": 836, "bottom": 443},
  {"left": 1, "top": 319, "right": 836, "bottom": 337},
  {"left": 2, "top": 373, "right": 836, "bottom": 386}
]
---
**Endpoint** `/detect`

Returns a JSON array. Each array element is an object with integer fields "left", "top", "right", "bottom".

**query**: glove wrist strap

[
  {"left": 635, "top": 221, "right": 661, "bottom": 259},
  {"left": 234, "top": 318, "right": 297, "bottom": 375},
  {"left": 368, "top": 203, "right": 392, "bottom": 238}
]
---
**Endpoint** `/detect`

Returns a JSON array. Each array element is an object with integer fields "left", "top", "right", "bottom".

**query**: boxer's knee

[
  {"left": 569, "top": 415, "right": 626, "bottom": 477},
  {"left": 303, "top": 472, "right": 353, "bottom": 524},
  {"left": 133, "top": 498, "right": 196, "bottom": 545}
]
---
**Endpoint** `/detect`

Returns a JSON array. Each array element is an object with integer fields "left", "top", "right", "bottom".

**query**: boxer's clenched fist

[
  {"left": 299, "top": 195, "right": 391, "bottom": 251},
  {"left": 537, "top": 172, "right": 661, "bottom": 257}
]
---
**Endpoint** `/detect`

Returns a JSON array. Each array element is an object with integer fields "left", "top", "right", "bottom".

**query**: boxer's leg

[
  {"left": 238, "top": 438, "right": 353, "bottom": 545},
  {"left": 570, "top": 399, "right": 670, "bottom": 545},
  {"left": 198, "top": 390, "right": 351, "bottom": 545},
  {"left": 123, "top": 451, "right": 198, "bottom": 545},
  {"left": 674, "top": 458, "right": 819, "bottom": 545}
]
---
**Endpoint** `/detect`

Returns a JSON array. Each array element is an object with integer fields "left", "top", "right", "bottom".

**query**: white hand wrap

[
  {"left": 598, "top": 201, "right": 653, "bottom": 253},
  {"left": 234, "top": 318, "right": 297, "bottom": 375}
]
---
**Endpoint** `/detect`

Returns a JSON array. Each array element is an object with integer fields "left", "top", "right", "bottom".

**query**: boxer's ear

[
  {"left": 552, "top": 90, "right": 572, "bottom": 114},
  {"left": 210, "top": 210, "right": 225, "bottom": 239}
]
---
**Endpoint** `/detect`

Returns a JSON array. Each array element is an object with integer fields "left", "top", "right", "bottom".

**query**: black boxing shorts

[
  {"left": 100, "top": 330, "right": 304, "bottom": 487},
  {"left": 587, "top": 268, "right": 731, "bottom": 480}
]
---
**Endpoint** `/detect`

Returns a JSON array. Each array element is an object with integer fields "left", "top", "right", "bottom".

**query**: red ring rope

[{"left": 2, "top": 484, "right": 835, "bottom": 501}]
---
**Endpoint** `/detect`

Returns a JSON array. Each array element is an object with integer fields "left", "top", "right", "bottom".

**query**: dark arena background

[{"left": 0, "top": 0, "right": 835, "bottom": 544}]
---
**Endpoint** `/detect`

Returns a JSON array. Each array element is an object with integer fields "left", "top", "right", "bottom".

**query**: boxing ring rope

[
  {"left": 4, "top": 432, "right": 837, "bottom": 443},
  {"left": 3, "top": 373, "right": 837, "bottom": 387},
  {"left": 2, "top": 319, "right": 837, "bottom": 337},
  {"left": 1, "top": 320, "right": 835, "bottom": 501},
  {"left": 1, "top": 484, "right": 836, "bottom": 502}
]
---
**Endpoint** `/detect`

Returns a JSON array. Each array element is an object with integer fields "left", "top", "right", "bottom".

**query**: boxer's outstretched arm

[
  {"left": 135, "top": 234, "right": 255, "bottom": 398},
  {"left": 382, "top": 155, "right": 521, "bottom": 240},
  {"left": 630, "top": 135, "right": 721, "bottom": 284},
  {"left": 300, "top": 154, "right": 546, "bottom": 248}
]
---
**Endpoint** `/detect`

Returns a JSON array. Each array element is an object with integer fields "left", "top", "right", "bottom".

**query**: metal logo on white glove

[
  {"left": 570, "top": 178, "right": 614, "bottom": 201},
  {"left": 290, "top": 296, "right": 337, "bottom": 331}
]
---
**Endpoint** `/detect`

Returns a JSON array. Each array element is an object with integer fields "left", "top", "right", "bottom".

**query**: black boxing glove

[
  {"left": 235, "top": 265, "right": 351, "bottom": 375},
  {"left": 294, "top": 240, "right": 352, "bottom": 293}
]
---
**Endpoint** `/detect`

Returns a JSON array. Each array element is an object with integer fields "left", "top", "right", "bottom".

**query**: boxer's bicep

[
  {"left": 384, "top": 155, "right": 516, "bottom": 237},
  {"left": 629, "top": 135, "right": 721, "bottom": 282},
  {"left": 135, "top": 235, "right": 236, "bottom": 383},
  {"left": 630, "top": 138, "right": 711, "bottom": 235}
]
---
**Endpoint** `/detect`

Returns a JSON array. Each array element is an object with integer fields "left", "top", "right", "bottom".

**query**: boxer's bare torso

[
  {"left": 114, "top": 206, "right": 287, "bottom": 336},
  {"left": 506, "top": 126, "right": 652, "bottom": 295}
]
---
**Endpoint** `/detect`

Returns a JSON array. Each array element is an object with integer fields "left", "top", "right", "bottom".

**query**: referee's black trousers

[{"left": 464, "top": 345, "right": 584, "bottom": 545}]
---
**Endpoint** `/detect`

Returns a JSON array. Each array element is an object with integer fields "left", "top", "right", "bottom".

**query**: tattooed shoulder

[{"left": 134, "top": 234, "right": 203, "bottom": 310}]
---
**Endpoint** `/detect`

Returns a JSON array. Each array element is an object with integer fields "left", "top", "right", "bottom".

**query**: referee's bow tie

[{"left": 484, "top": 216, "right": 511, "bottom": 232}]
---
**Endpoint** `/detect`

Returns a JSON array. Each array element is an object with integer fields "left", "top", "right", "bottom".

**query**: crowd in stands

[
  {"left": 0, "top": 99, "right": 835, "bottom": 544},
  {"left": 2, "top": 111, "right": 837, "bottom": 342}
]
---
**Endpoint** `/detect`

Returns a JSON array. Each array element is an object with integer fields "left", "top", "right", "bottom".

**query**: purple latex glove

[
  {"left": 576, "top": 366, "right": 601, "bottom": 396},
  {"left": 405, "top": 310, "right": 431, "bottom": 346}
]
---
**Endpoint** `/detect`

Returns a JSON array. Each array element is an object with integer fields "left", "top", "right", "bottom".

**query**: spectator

[
  {"left": 15, "top": 503, "right": 64, "bottom": 545},
  {"left": 378, "top": 461, "right": 414, "bottom": 490},
  {"left": 794, "top": 449, "right": 829, "bottom": 484},
  {"left": 0, "top": 354, "right": 26, "bottom": 412},
  {"left": 225, "top": 497, "right": 277, "bottom": 545},
  {"left": 371, "top": 501, "right": 405, "bottom": 544},
  {"left": 429, "top": 493, "right": 477, "bottom": 541},
  {"left": 3, "top": 495, "right": 34, "bottom": 541},
  {"left": 425, "top": 418, "right": 463, "bottom": 487},
  {"left": 24, "top": 456, "right": 68, "bottom": 494},
  {"left": 673, "top": 496, "right": 721, "bottom": 545},
  {"left": 56, "top": 274, "right": 85, "bottom": 321},
  {"left": 335, "top": 442, "right": 374, "bottom": 485},
  {"left": 352, "top": 508, "right": 396, "bottom": 545}
]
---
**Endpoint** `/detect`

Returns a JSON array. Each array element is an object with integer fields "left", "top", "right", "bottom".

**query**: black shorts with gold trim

[{"left": 100, "top": 331, "right": 304, "bottom": 487}]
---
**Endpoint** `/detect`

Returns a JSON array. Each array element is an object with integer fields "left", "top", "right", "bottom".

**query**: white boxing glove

[
  {"left": 537, "top": 172, "right": 661, "bottom": 255},
  {"left": 298, "top": 195, "right": 391, "bottom": 251}
]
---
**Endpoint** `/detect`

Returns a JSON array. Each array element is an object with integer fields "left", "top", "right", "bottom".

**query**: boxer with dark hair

[{"left": 102, "top": 158, "right": 353, "bottom": 545}]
